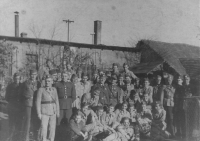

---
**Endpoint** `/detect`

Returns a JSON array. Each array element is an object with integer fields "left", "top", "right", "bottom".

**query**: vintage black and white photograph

[{"left": 0, "top": 0, "right": 200, "bottom": 141}]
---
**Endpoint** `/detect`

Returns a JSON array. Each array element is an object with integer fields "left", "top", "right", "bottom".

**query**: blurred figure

[
  {"left": 141, "top": 78, "right": 153, "bottom": 102},
  {"left": 5, "top": 73, "right": 22, "bottom": 141},
  {"left": 122, "top": 63, "right": 137, "bottom": 80},
  {"left": 153, "top": 75, "right": 163, "bottom": 102},
  {"left": 118, "top": 74, "right": 125, "bottom": 88},
  {"left": 111, "top": 63, "right": 120, "bottom": 77}
]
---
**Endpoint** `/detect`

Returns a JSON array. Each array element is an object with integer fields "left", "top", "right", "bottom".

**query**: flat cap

[
  {"left": 112, "top": 63, "right": 118, "bottom": 67},
  {"left": 14, "top": 72, "right": 20, "bottom": 77},
  {"left": 123, "top": 63, "right": 128, "bottom": 67},
  {"left": 45, "top": 75, "right": 53, "bottom": 80},
  {"left": 49, "top": 69, "right": 57, "bottom": 75},
  {"left": 177, "top": 75, "right": 183, "bottom": 80},
  {"left": 93, "top": 88, "right": 101, "bottom": 96},
  {"left": 30, "top": 69, "right": 37, "bottom": 74}
]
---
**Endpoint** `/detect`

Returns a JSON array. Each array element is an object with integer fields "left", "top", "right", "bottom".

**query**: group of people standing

[{"left": 1, "top": 61, "right": 195, "bottom": 141}]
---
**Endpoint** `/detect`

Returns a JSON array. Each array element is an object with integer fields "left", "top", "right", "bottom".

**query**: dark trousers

[
  {"left": 57, "top": 109, "right": 72, "bottom": 125},
  {"left": 21, "top": 107, "right": 32, "bottom": 141},
  {"left": 176, "top": 109, "right": 186, "bottom": 137},
  {"left": 164, "top": 106, "right": 175, "bottom": 136}
]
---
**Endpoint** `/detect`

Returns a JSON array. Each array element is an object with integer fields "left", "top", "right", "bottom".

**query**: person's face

[
  {"left": 125, "top": 77, "right": 131, "bottom": 84},
  {"left": 82, "top": 76, "right": 88, "bottom": 83},
  {"left": 122, "top": 104, "right": 128, "bottom": 110},
  {"left": 72, "top": 76, "right": 78, "bottom": 84},
  {"left": 155, "top": 104, "right": 161, "bottom": 112},
  {"left": 144, "top": 94, "right": 149, "bottom": 101},
  {"left": 177, "top": 78, "right": 183, "bottom": 85},
  {"left": 123, "top": 119, "right": 130, "bottom": 128},
  {"left": 67, "top": 64, "right": 71, "bottom": 70},
  {"left": 107, "top": 73, "right": 111, "bottom": 77},
  {"left": 113, "top": 66, "right": 118, "bottom": 72},
  {"left": 52, "top": 74, "right": 57, "bottom": 81},
  {"left": 14, "top": 76, "right": 20, "bottom": 84},
  {"left": 100, "top": 77, "right": 106, "bottom": 84},
  {"left": 82, "top": 106, "right": 89, "bottom": 114},
  {"left": 97, "top": 109, "right": 104, "bottom": 117},
  {"left": 108, "top": 106, "right": 114, "bottom": 113},
  {"left": 94, "top": 73, "right": 98, "bottom": 78},
  {"left": 75, "top": 115, "right": 82, "bottom": 123},
  {"left": 185, "top": 77, "right": 190, "bottom": 85},
  {"left": 78, "top": 71, "right": 82, "bottom": 77},
  {"left": 142, "top": 104, "right": 147, "bottom": 111},
  {"left": 47, "top": 61, "right": 52, "bottom": 68},
  {"left": 124, "top": 65, "right": 129, "bottom": 71},
  {"left": 167, "top": 76, "right": 173, "bottom": 85},
  {"left": 111, "top": 80, "right": 117, "bottom": 85},
  {"left": 119, "top": 77, "right": 124, "bottom": 82},
  {"left": 45, "top": 78, "right": 53, "bottom": 87},
  {"left": 30, "top": 73, "right": 37, "bottom": 81},
  {"left": 129, "top": 106, "right": 135, "bottom": 113},
  {"left": 144, "top": 80, "right": 150, "bottom": 87},
  {"left": 156, "top": 77, "right": 162, "bottom": 84},
  {"left": 57, "top": 73, "right": 62, "bottom": 80},
  {"left": 62, "top": 73, "right": 70, "bottom": 82},
  {"left": 136, "top": 79, "right": 140, "bottom": 84}
]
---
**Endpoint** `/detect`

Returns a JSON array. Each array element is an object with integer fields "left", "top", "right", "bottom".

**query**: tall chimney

[
  {"left": 94, "top": 20, "right": 102, "bottom": 45},
  {"left": 14, "top": 11, "right": 19, "bottom": 37}
]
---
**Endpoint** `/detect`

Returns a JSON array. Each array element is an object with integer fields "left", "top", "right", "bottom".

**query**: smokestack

[
  {"left": 14, "top": 11, "right": 19, "bottom": 37},
  {"left": 94, "top": 20, "right": 102, "bottom": 45}
]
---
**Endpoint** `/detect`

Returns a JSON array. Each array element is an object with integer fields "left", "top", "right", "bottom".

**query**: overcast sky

[{"left": 0, "top": 0, "right": 199, "bottom": 47}]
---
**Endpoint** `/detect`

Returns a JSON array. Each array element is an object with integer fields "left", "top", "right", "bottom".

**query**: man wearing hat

[
  {"left": 141, "top": 78, "right": 153, "bottom": 102},
  {"left": 49, "top": 69, "right": 58, "bottom": 86},
  {"left": 160, "top": 74, "right": 175, "bottom": 137},
  {"left": 92, "top": 74, "right": 111, "bottom": 106},
  {"left": 153, "top": 75, "right": 163, "bottom": 102},
  {"left": 174, "top": 75, "right": 185, "bottom": 138},
  {"left": 183, "top": 75, "right": 193, "bottom": 97},
  {"left": 108, "top": 75, "right": 123, "bottom": 107},
  {"left": 5, "top": 72, "right": 22, "bottom": 140},
  {"left": 122, "top": 63, "right": 137, "bottom": 80},
  {"left": 121, "top": 74, "right": 135, "bottom": 104},
  {"left": 111, "top": 63, "right": 120, "bottom": 77},
  {"left": 36, "top": 75, "right": 59, "bottom": 141},
  {"left": 21, "top": 69, "right": 41, "bottom": 141},
  {"left": 54, "top": 71, "right": 76, "bottom": 125}
]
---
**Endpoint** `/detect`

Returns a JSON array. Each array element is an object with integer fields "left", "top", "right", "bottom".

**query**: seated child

[
  {"left": 69, "top": 111, "right": 88, "bottom": 141},
  {"left": 128, "top": 104, "right": 137, "bottom": 123},
  {"left": 81, "top": 88, "right": 100, "bottom": 107},
  {"left": 141, "top": 93, "right": 153, "bottom": 110},
  {"left": 113, "top": 102, "right": 130, "bottom": 128},
  {"left": 150, "top": 101, "right": 169, "bottom": 141},
  {"left": 137, "top": 102, "right": 152, "bottom": 138},
  {"left": 102, "top": 104, "right": 117, "bottom": 133},
  {"left": 102, "top": 117, "right": 134, "bottom": 141}
]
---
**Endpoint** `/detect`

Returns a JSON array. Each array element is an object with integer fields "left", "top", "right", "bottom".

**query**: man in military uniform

[
  {"left": 122, "top": 74, "right": 135, "bottom": 105},
  {"left": 93, "top": 75, "right": 110, "bottom": 106},
  {"left": 108, "top": 75, "right": 123, "bottom": 108},
  {"left": 36, "top": 75, "right": 59, "bottom": 141},
  {"left": 122, "top": 63, "right": 137, "bottom": 80},
  {"left": 21, "top": 69, "right": 41, "bottom": 141},
  {"left": 54, "top": 71, "right": 76, "bottom": 125},
  {"left": 111, "top": 63, "right": 120, "bottom": 77},
  {"left": 5, "top": 73, "right": 22, "bottom": 140},
  {"left": 153, "top": 75, "right": 163, "bottom": 102},
  {"left": 160, "top": 74, "right": 175, "bottom": 137},
  {"left": 49, "top": 69, "right": 58, "bottom": 86}
]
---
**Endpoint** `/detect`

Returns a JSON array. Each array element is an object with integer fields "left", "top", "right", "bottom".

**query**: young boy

[
  {"left": 102, "top": 117, "right": 134, "bottom": 141},
  {"left": 114, "top": 102, "right": 130, "bottom": 129},
  {"left": 151, "top": 101, "right": 169, "bottom": 141}
]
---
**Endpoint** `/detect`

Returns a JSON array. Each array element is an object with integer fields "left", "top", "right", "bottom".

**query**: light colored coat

[{"left": 36, "top": 87, "right": 59, "bottom": 116}]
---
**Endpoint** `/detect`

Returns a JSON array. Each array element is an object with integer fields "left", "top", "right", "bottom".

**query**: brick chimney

[{"left": 94, "top": 20, "right": 102, "bottom": 45}]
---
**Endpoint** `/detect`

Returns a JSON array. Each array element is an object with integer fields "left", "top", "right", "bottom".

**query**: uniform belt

[
  {"left": 41, "top": 101, "right": 55, "bottom": 104},
  {"left": 59, "top": 96, "right": 72, "bottom": 99}
]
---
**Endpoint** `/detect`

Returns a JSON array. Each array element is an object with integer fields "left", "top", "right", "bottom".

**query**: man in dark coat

[
  {"left": 5, "top": 73, "right": 22, "bottom": 140},
  {"left": 21, "top": 69, "right": 41, "bottom": 141},
  {"left": 54, "top": 71, "right": 76, "bottom": 125}
]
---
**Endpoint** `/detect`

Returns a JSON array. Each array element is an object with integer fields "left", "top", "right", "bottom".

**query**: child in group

[
  {"left": 114, "top": 102, "right": 130, "bottom": 128},
  {"left": 141, "top": 93, "right": 153, "bottom": 110},
  {"left": 102, "top": 117, "right": 135, "bottom": 141},
  {"left": 151, "top": 101, "right": 170, "bottom": 141},
  {"left": 137, "top": 102, "right": 152, "bottom": 138}
]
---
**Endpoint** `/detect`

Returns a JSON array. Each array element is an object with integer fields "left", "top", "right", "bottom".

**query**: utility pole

[{"left": 63, "top": 19, "right": 74, "bottom": 42}]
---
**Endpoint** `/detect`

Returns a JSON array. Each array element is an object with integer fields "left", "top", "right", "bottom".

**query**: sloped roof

[
  {"left": 179, "top": 58, "right": 200, "bottom": 78},
  {"left": 131, "top": 61, "right": 163, "bottom": 74},
  {"left": 137, "top": 40, "right": 200, "bottom": 75}
]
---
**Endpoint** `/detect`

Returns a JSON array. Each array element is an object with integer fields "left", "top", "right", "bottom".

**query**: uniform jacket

[
  {"left": 21, "top": 80, "right": 41, "bottom": 107},
  {"left": 121, "top": 84, "right": 135, "bottom": 104},
  {"left": 54, "top": 81, "right": 76, "bottom": 109},
  {"left": 5, "top": 82, "right": 22, "bottom": 111},
  {"left": 153, "top": 84, "right": 163, "bottom": 101},
  {"left": 36, "top": 87, "right": 59, "bottom": 116},
  {"left": 161, "top": 85, "right": 175, "bottom": 107},
  {"left": 174, "top": 84, "right": 185, "bottom": 110},
  {"left": 108, "top": 84, "right": 123, "bottom": 106},
  {"left": 93, "top": 83, "right": 110, "bottom": 105}
]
